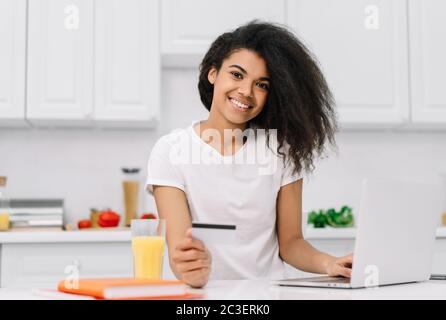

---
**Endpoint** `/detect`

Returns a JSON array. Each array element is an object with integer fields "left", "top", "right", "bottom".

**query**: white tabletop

[
  {"left": 1, "top": 279, "right": 446, "bottom": 300},
  {"left": 193, "top": 279, "right": 446, "bottom": 300}
]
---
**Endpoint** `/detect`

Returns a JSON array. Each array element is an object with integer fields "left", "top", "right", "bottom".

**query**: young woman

[{"left": 146, "top": 21, "right": 353, "bottom": 288}]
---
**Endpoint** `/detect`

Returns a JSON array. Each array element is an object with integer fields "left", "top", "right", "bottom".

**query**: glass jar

[
  {"left": 90, "top": 208, "right": 100, "bottom": 228},
  {"left": 122, "top": 168, "right": 141, "bottom": 227}
]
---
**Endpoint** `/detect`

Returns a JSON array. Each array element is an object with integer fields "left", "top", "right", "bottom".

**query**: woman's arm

[
  {"left": 153, "top": 185, "right": 212, "bottom": 287},
  {"left": 276, "top": 179, "right": 353, "bottom": 277}
]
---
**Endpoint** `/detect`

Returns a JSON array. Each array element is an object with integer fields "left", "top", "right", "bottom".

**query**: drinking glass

[{"left": 131, "top": 219, "right": 166, "bottom": 279}]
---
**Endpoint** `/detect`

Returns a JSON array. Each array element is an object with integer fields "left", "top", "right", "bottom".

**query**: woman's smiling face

[{"left": 207, "top": 49, "right": 270, "bottom": 126}]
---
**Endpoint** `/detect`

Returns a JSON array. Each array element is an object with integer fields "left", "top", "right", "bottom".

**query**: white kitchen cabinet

[
  {"left": 161, "top": 0, "right": 286, "bottom": 67},
  {"left": 1, "top": 229, "right": 446, "bottom": 287},
  {"left": 0, "top": 0, "right": 27, "bottom": 127},
  {"left": 286, "top": 0, "right": 410, "bottom": 129},
  {"left": 1, "top": 242, "right": 133, "bottom": 288},
  {"left": 27, "top": 0, "right": 94, "bottom": 126},
  {"left": 408, "top": 0, "right": 446, "bottom": 128},
  {"left": 94, "top": 0, "right": 160, "bottom": 127},
  {"left": 0, "top": 231, "right": 175, "bottom": 288},
  {"left": 26, "top": 0, "right": 160, "bottom": 128}
]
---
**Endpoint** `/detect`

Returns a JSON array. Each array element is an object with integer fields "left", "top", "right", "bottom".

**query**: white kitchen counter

[
  {"left": 1, "top": 228, "right": 446, "bottom": 291},
  {"left": 2, "top": 226, "right": 446, "bottom": 243},
  {"left": 306, "top": 226, "right": 446, "bottom": 239},
  {"left": 0, "top": 279, "right": 446, "bottom": 300},
  {"left": 197, "top": 279, "right": 446, "bottom": 300},
  {"left": 0, "top": 229, "right": 132, "bottom": 243}
]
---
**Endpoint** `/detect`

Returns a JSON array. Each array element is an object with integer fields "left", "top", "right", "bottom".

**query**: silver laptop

[{"left": 271, "top": 177, "right": 444, "bottom": 289}]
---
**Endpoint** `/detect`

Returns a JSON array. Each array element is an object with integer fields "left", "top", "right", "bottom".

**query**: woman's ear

[{"left": 208, "top": 67, "right": 217, "bottom": 84}]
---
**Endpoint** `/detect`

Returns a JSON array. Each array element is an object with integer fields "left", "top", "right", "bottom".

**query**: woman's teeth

[{"left": 230, "top": 98, "right": 251, "bottom": 110}]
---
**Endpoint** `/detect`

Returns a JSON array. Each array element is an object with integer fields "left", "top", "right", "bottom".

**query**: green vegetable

[
  {"left": 307, "top": 209, "right": 327, "bottom": 228},
  {"left": 307, "top": 206, "right": 354, "bottom": 228},
  {"left": 326, "top": 206, "right": 354, "bottom": 227}
]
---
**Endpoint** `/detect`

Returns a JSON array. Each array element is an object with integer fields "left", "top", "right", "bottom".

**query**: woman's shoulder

[
  {"left": 151, "top": 127, "right": 187, "bottom": 152},
  {"left": 158, "top": 128, "right": 189, "bottom": 144}
]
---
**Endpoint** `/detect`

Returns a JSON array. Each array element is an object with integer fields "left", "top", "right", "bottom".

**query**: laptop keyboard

[
  {"left": 311, "top": 277, "right": 351, "bottom": 283},
  {"left": 292, "top": 276, "right": 351, "bottom": 284}
]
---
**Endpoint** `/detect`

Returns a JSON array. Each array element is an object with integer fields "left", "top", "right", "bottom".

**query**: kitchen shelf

[
  {"left": 1, "top": 227, "right": 446, "bottom": 243},
  {"left": 305, "top": 226, "right": 446, "bottom": 240},
  {"left": 0, "top": 229, "right": 131, "bottom": 244},
  {"left": 305, "top": 226, "right": 356, "bottom": 239}
]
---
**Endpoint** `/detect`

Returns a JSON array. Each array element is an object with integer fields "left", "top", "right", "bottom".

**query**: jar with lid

[
  {"left": 122, "top": 168, "right": 141, "bottom": 227},
  {"left": 90, "top": 208, "right": 100, "bottom": 228}
]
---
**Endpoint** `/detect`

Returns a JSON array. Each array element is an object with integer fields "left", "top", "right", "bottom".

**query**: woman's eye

[
  {"left": 257, "top": 82, "right": 269, "bottom": 90},
  {"left": 230, "top": 71, "right": 242, "bottom": 79}
]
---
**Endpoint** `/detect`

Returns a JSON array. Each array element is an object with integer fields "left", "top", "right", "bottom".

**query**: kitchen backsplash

[{"left": 1, "top": 69, "right": 446, "bottom": 225}]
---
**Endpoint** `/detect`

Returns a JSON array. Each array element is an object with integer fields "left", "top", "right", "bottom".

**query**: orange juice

[
  {"left": 132, "top": 236, "right": 165, "bottom": 279},
  {"left": 0, "top": 213, "right": 9, "bottom": 231}
]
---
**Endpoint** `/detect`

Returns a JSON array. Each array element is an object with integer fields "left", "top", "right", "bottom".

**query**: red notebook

[{"left": 57, "top": 278, "right": 204, "bottom": 300}]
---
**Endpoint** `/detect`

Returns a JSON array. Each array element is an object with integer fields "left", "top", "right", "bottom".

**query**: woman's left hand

[{"left": 325, "top": 253, "right": 353, "bottom": 278}]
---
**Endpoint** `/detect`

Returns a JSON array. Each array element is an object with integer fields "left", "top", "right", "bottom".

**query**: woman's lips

[{"left": 229, "top": 97, "right": 253, "bottom": 113}]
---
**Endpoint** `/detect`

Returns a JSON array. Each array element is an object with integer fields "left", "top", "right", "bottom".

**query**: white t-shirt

[{"left": 146, "top": 120, "right": 302, "bottom": 280}]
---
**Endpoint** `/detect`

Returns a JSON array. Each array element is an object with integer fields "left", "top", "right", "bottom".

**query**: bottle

[
  {"left": 122, "top": 168, "right": 141, "bottom": 227},
  {"left": 0, "top": 176, "right": 11, "bottom": 231},
  {"left": 90, "top": 208, "right": 100, "bottom": 228}
]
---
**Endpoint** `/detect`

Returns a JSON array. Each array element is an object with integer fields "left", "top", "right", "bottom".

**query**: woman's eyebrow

[{"left": 228, "top": 64, "right": 270, "bottom": 82}]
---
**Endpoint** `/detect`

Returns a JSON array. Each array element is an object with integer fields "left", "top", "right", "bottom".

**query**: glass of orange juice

[{"left": 131, "top": 219, "right": 166, "bottom": 279}]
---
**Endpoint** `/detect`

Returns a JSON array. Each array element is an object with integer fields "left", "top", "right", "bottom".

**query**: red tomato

[
  {"left": 78, "top": 219, "right": 92, "bottom": 229},
  {"left": 140, "top": 213, "right": 157, "bottom": 219},
  {"left": 98, "top": 210, "right": 120, "bottom": 227}
]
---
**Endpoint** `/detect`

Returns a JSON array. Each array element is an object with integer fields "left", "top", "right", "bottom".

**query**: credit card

[{"left": 191, "top": 222, "right": 236, "bottom": 246}]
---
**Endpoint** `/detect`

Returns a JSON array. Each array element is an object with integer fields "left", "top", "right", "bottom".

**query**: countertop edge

[
  {"left": 1, "top": 227, "right": 446, "bottom": 243},
  {"left": 0, "top": 230, "right": 132, "bottom": 243},
  {"left": 305, "top": 226, "right": 446, "bottom": 240}
]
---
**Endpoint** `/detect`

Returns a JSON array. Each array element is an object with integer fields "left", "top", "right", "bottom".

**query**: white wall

[{"left": 1, "top": 68, "right": 446, "bottom": 226}]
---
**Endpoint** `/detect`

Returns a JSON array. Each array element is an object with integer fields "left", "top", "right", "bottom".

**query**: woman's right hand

[{"left": 171, "top": 228, "right": 212, "bottom": 288}]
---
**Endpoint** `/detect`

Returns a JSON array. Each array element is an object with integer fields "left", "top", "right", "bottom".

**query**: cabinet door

[
  {"left": 94, "top": 0, "right": 160, "bottom": 127},
  {"left": 287, "top": 0, "right": 409, "bottom": 128},
  {"left": 0, "top": 243, "right": 132, "bottom": 288},
  {"left": 409, "top": 0, "right": 446, "bottom": 127},
  {"left": 161, "top": 0, "right": 286, "bottom": 66},
  {"left": 27, "top": 0, "right": 93, "bottom": 124},
  {"left": 0, "top": 0, "right": 26, "bottom": 126},
  {"left": 0, "top": 242, "right": 175, "bottom": 288}
]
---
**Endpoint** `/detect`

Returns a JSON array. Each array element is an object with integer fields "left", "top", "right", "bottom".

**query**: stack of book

[
  {"left": 53, "top": 277, "right": 202, "bottom": 300},
  {"left": 9, "top": 199, "right": 64, "bottom": 231}
]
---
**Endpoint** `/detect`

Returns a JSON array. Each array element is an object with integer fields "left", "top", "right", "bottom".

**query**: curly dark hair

[{"left": 198, "top": 21, "right": 338, "bottom": 176}]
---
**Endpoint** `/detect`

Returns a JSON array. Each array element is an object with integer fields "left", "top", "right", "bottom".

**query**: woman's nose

[{"left": 238, "top": 83, "right": 253, "bottom": 99}]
